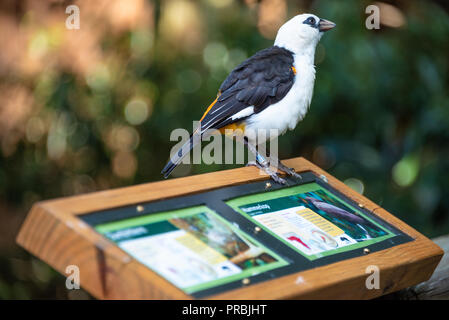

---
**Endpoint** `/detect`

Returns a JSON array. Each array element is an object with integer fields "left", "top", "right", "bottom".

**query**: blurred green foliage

[{"left": 0, "top": 0, "right": 448, "bottom": 299}]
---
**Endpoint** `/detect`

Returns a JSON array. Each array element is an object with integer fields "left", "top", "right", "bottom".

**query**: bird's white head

[{"left": 274, "top": 13, "right": 336, "bottom": 57}]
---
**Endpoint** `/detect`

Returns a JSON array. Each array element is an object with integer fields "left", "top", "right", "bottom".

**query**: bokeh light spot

[
  {"left": 124, "top": 99, "right": 150, "bottom": 125},
  {"left": 344, "top": 178, "right": 365, "bottom": 194},
  {"left": 203, "top": 42, "right": 228, "bottom": 69},
  {"left": 176, "top": 69, "right": 202, "bottom": 93},
  {"left": 107, "top": 125, "right": 140, "bottom": 152},
  {"left": 207, "top": 0, "right": 234, "bottom": 9},
  {"left": 392, "top": 155, "right": 419, "bottom": 187},
  {"left": 375, "top": 2, "right": 406, "bottom": 28},
  {"left": 28, "top": 31, "right": 49, "bottom": 60},
  {"left": 26, "top": 117, "right": 45, "bottom": 143},
  {"left": 86, "top": 64, "right": 111, "bottom": 91},
  {"left": 257, "top": 0, "right": 287, "bottom": 39},
  {"left": 130, "top": 30, "right": 154, "bottom": 57},
  {"left": 224, "top": 48, "right": 247, "bottom": 72},
  {"left": 112, "top": 151, "right": 137, "bottom": 178},
  {"left": 160, "top": 0, "right": 203, "bottom": 52},
  {"left": 312, "top": 146, "right": 336, "bottom": 169}
]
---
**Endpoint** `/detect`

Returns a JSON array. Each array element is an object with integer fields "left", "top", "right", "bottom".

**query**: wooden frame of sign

[{"left": 16, "top": 157, "right": 443, "bottom": 299}]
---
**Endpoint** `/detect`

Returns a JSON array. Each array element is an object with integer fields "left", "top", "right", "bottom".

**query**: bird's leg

[
  {"left": 244, "top": 138, "right": 286, "bottom": 185},
  {"left": 256, "top": 144, "right": 302, "bottom": 180}
]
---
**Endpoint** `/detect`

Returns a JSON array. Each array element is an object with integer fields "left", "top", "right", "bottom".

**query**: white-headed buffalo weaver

[{"left": 162, "top": 14, "right": 336, "bottom": 184}]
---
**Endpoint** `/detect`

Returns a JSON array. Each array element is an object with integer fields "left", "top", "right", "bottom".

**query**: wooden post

[
  {"left": 16, "top": 157, "right": 444, "bottom": 299},
  {"left": 384, "top": 235, "right": 449, "bottom": 300}
]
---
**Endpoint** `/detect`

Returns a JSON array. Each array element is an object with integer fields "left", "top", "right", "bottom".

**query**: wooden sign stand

[{"left": 16, "top": 157, "right": 443, "bottom": 299}]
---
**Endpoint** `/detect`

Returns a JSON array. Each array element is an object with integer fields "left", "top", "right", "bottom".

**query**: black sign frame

[{"left": 81, "top": 171, "right": 413, "bottom": 298}]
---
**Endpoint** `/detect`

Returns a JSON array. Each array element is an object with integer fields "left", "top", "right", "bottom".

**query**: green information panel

[
  {"left": 227, "top": 182, "right": 395, "bottom": 260},
  {"left": 95, "top": 206, "right": 287, "bottom": 294}
]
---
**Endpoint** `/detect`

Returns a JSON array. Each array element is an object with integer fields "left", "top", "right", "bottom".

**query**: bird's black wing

[{"left": 199, "top": 46, "right": 296, "bottom": 132}]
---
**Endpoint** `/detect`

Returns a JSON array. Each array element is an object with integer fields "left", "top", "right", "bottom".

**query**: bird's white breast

[{"left": 244, "top": 54, "right": 316, "bottom": 143}]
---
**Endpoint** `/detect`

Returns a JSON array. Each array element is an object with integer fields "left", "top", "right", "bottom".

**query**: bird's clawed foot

[
  {"left": 246, "top": 161, "right": 287, "bottom": 185},
  {"left": 274, "top": 160, "right": 302, "bottom": 180}
]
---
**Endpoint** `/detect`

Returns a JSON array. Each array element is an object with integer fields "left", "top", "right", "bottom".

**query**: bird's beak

[{"left": 318, "top": 19, "right": 336, "bottom": 32}]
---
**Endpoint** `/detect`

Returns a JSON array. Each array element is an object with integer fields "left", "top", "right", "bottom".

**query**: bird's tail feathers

[{"left": 161, "top": 130, "right": 201, "bottom": 179}]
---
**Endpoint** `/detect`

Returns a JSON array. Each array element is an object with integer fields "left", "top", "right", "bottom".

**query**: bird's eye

[{"left": 307, "top": 17, "right": 316, "bottom": 25}]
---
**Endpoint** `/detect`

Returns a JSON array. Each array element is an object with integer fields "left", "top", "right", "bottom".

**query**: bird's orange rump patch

[
  {"left": 219, "top": 122, "right": 246, "bottom": 135},
  {"left": 291, "top": 66, "right": 297, "bottom": 75}
]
